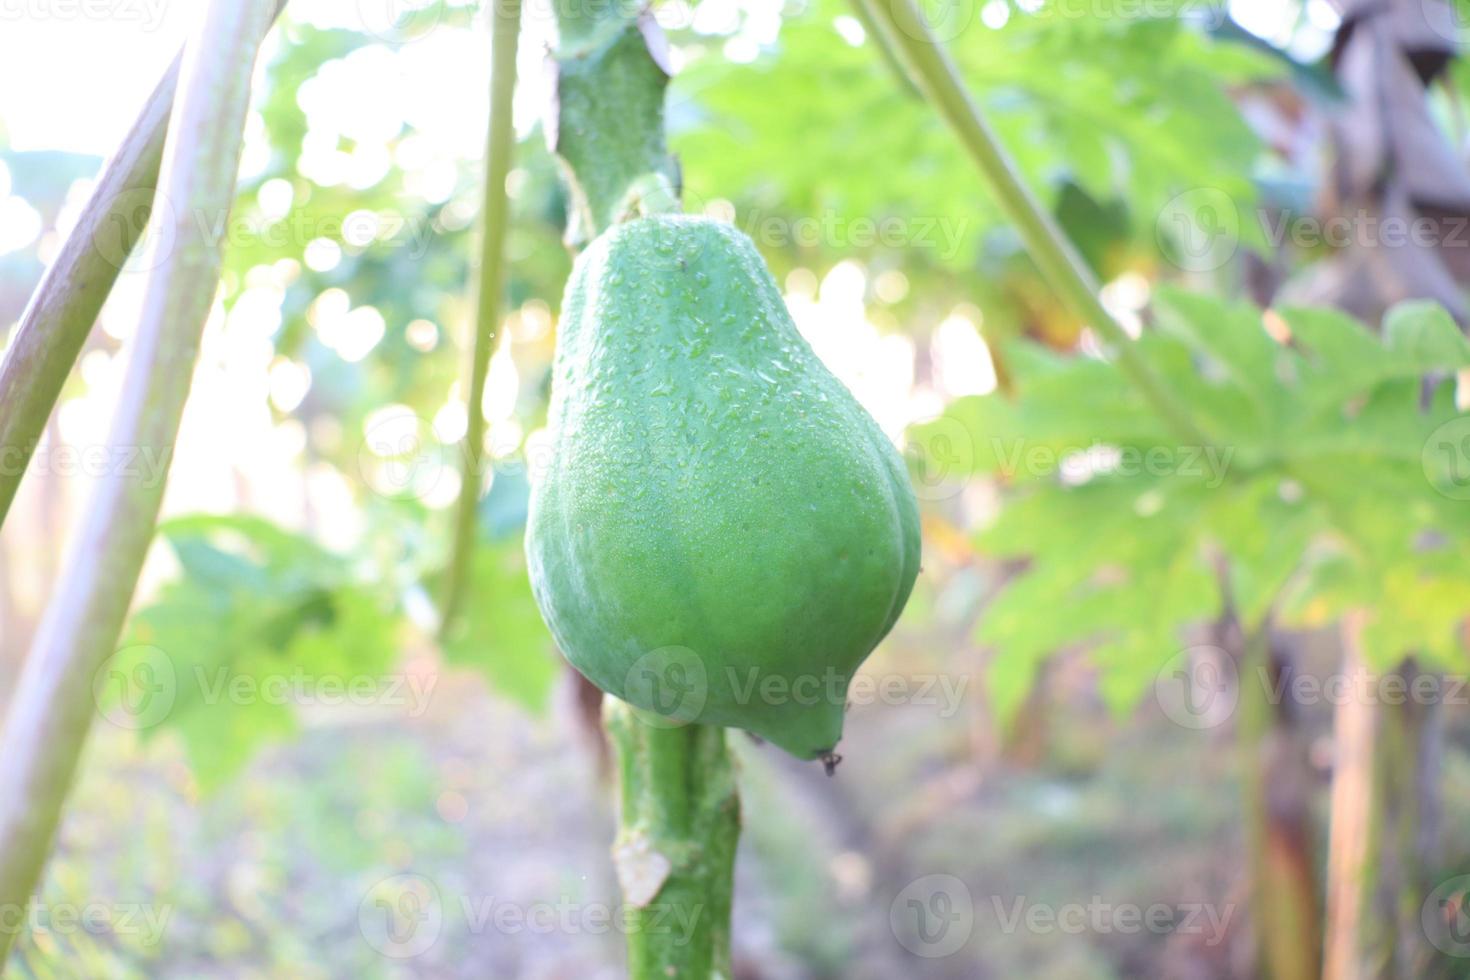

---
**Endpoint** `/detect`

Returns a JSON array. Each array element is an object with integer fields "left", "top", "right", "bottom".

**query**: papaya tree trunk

[
  {"left": 1380, "top": 661, "right": 1438, "bottom": 978},
  {"left": 1405, "top": 680, "right": 1444, "bottom": 975},
  {"left": 1323, "top": 613, "right": 1386, "bottom": 980},
  {"left": 605, "top": 702, "right": 740, "bottom": 978},
  {"left": 1323, "top": 615, "right": 1444, "bottom": 980},
  {"left": 1237, "top": 625, "right": 1322, "bottom": 980},
  {"left": 544, "top": 2, "right": 740, "bottom": 976}
]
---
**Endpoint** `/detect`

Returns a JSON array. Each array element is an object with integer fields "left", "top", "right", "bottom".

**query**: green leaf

[
  {"left": 978, "top": 476, "right": 1215, "bottom": 726},
  {"left": 1382, "top": 301, "right": 1470, "bottom": 369},
  {"left": 1153, "top": 287, "right": 1285, "bottom": 423},
  {"left": 117, "top": 515, "right": 401, "bottom": 791},
  {"left": 674, "top": 0, "right": 1273, "bottom": 266},
  {"left": 1201, "top": 475, "right": 1319, "bottom": 629},
  {"left": 966, "top": 293, "right": 1470, "bottom": 724},
  {"left": 913, "top": 340, "right": 1180, "bottom": 486}
]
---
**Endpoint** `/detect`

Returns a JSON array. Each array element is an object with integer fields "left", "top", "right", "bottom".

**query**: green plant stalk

[
  {"left": 546, "top": 6, "right": 740, "bottom": 977},
  {"left": 855, "top": 0, "right": 1210, "bottom": 447},
  {"left": 0, "top": 57, "right": 179, "bottom": 530},
  {"left": 606, "top": 702, "right": 740, "bottom": 979},
  {"left": 548, "top": 8, "right": 679, "bottom": 247},
  {"left": 0, "top": 0, "right": 286, "bottom": 533},
  {"left": 439, "top": 0, "right": 523, "bottom": 637},
  {"left": 0, "top": 0, "right": 276, "bottom": 964}
]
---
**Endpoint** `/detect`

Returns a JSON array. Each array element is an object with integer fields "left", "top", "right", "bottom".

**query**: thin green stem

[
  {"left": 857, "top": 0, "right": 1211, "bottom": 446},
  {"left": 606, "top": 702, "right": 740, "bottom": 980},
  {"left": 0, "top": 0, "right": 285, "bottom": 533},
  {"left": 439, "top": 0, "right": 524, "bottom": 637},
  {"left": 0, "top": 0, "right": 276, "bottom": 964},
  {"left": 0, "top": 59, "right": 179, "bottom": 530}
]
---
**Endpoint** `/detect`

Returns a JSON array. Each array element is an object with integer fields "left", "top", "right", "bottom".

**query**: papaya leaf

[
  {"left": 673, "top": 0, "right": 1274, "bottom": 266},
  {"left": 1153, "top": 287, "right": 1288, "bottom": 425},
  {"left": 978, "top": 475, "right": 1214, "bottom": 726},
  {"left": 1201, "top": 475, "right": 1321, "bottom": 630},
  {"left": 115, "top": 515, "right": 401, "bottom": 791},
  {"left": 1382, "top": 301, "right": 1470, "bottom": 368},
  {"left": 943, "top": 292, "right": 1470, "bottom": 727}
]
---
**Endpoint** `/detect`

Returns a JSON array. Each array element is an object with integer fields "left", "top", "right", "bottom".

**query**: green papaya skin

[{"left": 525, "top": 215, "right": 921, "bottom": 759}]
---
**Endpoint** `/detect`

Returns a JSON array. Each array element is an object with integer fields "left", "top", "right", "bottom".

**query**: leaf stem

[
  {"left": 856, "top": 0, "right": 1211, "bottom": 446},
  {"left": 0, "top": 59, "right": 178, "bottom": 529},
  {"left": 439, "top": 0, "right": 524, "bottom": 637},
  {"left": 0, "top": 0, "right": 276, "bottom": 963},
  {"left": 0, "top": 0, "right": 286, "bottom": 533}
]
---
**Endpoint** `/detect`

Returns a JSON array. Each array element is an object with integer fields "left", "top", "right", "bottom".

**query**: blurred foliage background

[{"left": 3, "top": 0, "right": 1470, "bottom": 977}]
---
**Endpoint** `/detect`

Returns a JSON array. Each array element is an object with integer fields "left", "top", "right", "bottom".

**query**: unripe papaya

[{"left": 525, "top": 215, "right": 921, "bottom": 759}]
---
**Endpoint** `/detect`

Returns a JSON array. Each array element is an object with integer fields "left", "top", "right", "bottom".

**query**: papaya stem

[
  {"left": 855, "top": 0, "right": 1211, "bottom": 446},
  {"left": 615, "top": 173, "right": 683, "bottom": 224},
  {"left": 0, "top": 60, "right": 176, "bottom": 533},
  {"left": 0, "top": 0, "right": 276, "bottom": 965},
  {"left": 605, "top": 702, "right": 740, "bottom": 980},
  {"left": 439, "top": 0, "right": 523, "bottom": 637},
  {"left": 549, "top": 6, "right": 679, "bottom": 243},
  {"left": 0, "top": 0, "right": 287, "bottom": 534}
]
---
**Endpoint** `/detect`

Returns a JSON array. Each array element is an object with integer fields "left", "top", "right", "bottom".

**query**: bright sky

[
  {"left": 0, "top": 3, "right": 189, "bottom": 154},
  {"left": 0, "top": 0, "right": 559, "bottom": 156}
]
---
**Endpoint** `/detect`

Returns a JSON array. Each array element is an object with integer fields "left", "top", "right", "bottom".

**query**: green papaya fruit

[{"left": 525, "top": 215, "right": 921, "bottom": 759}]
